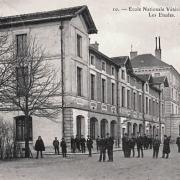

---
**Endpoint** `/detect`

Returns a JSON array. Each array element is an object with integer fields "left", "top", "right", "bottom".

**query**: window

[
  {"left": 133, "top": 92, "right": 136, "bottom": 110},
  {"left": 111, "top": 83, "right": 115, "bottom": 105},
  {"left": 111, "top": 66, "right": 115, "bottom": 76},
  {"left": 77, "top": 67, "right": 82, "bottom": 96},
  {"left": 90, "top": 74, "right": 95, "bottom": 100},
  {"left": 127, "top": 75, "right": 130, "bottom": 83},
  {"left": 145, "top": 84, "right": 148, "bottom": 92},
  {"left": 139, "top": 94, "right": 142, "bottom": 112},
  {"left": 15, "top": 116, "right": 32, "bottom": 141},
  {"left": 77, "top": 34, "right": 82, "bottom": 57},
  {"left": 16, "top": 34, "right": 27, "bottom": 57},
  {"left": 127, "top": 89, "right": 130, "bottom": 108},
  {"left": 90, "top": 55, "right": 95, "bottom": 66},
  {"left": 149, "top": 99, "right": 151, "bottom": 115},
  {"left": 16, "top": 66, "right": 28, "bottom": 97},
  {"left": 121, "top": 69, "right": 125, "bottom": 80},
  {"left": 121, "top": 86, "right": 125, "bottom": 107},
  {"left": 146, "top": 97, "right": 148, "bottom": 114},
  {"left": 102, "top": 61, "right": 106, "bottom": 71},
  {"left": 155, "top": 73, "right": 160, "bottom": 77},
  {"left": 102, "top": 79, "right": 106, "bottom": 103}
]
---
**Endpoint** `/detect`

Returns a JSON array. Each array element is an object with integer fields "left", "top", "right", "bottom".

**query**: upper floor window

[
  {"left": 145, "top": 84, "right": 149, "bottom": 92},
  {"left": 90, "top": 55, "right": 95, "bottom": 66},
  {"left": 90, "top": 74, "right": 95, "bottom": 100},
  {"left": 127, "top": 75, "right": 130, "bottom": 83},
  {"left": 16, "top": 34, "right": 27, "bottom": 57},
  {"left": 77, "top": 34, "right": 82, "bottom": 57},
  {"left": 102, "top": 78, "right": 106, "bottom": 103},
  {"left": 102, "top": 61, "right": 106, "bottom": 71},
  {"left": 111, "top": 66, "right": 115, "bottom": 76},
  {"left": 111, "top": 83, "right": 115, "bottom": 105},
  {"left": 127, "top": 89, "right": 130, "bottom": 108},
  {"left": 121, "top": 86, "right": 125, "bottom": 107},
  {"left": 121, "top": 69, "right": 125, "bottom": 80},
  {"left": 77, "top": 67, "right": 82, "bottom": 96}
]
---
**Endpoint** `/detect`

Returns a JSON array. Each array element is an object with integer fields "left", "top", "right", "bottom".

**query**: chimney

[
  {"left": 155, "top": 36, "right": 162, "bottom": 60},
  {"left": 90, "top": 41, "right": 99, "bottom": 50},
  {"left": 130, "top": 51, "right": 138, "bottom": 59}
]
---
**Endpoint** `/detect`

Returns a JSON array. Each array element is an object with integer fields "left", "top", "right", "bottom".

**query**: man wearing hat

[{"left": 106, "top": 133, "right": 114, "bottom": 162}]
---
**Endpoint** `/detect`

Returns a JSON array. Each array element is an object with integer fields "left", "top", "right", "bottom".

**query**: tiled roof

[
  {"left": 0, "top": 5, "right": 97, "bottom": 34},
  {"left": 152, "top": 76, "right": 169, "bottom": 87},
  {"left": 131, "top": 54, "right": 170, "bottom": 68},
  {"left": 136, "top": 74, "right": 152, "bottom": 82},
  {"left": 111, "top": 56, "right": 129, "bottom": 66}
]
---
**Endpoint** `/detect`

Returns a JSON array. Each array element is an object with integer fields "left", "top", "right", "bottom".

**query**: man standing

[
  {"left": 71, "top": 136, "right": 76, "bottom": 153},
  {"left": 106, "top": 133, "right": 114, "bottom": 162},
  {"left": 99, "top": 136, "right": 106, "bottom": 162},
  {"left": 60, "top": 137, "right": 67, "bottom": 158},
  {"left": 75, "top": 135, "right": 80, "bottom": 152},
  {"left": 122, "top": 133, "right": 128, "bottom": 158},
  {"left": 176, "top": 135, "right": 180, "bottom": 153},
  {"left": 152, "top": 135, "right": 161, "bottom": 158},
  {"left": 87, "top": 135, "right": 93, "bottom": 157},
  {"left": 136, "top": 132, "right": 144, "bottom": 158},
  {"left": 35, "top": 136, "right": 45, "bottom": 159},
  {"left": 53, "top": 137, "right": 59, "bottom": 155},
  {"left": 162, "top": 135, "right": 171, "bottom": 159},
  {"left": 96, "top": 136, "right": 100, "bottom": 152},
  {"left": 80, "top": 135, "right": 86, "bottom": 153},
  {"left": 130, "top": 133, "right": 136, "bottom": 158}
]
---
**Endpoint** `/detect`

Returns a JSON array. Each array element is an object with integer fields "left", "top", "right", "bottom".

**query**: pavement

[{"left": 0, "top": 144, "right": 180, "bottom": 180}]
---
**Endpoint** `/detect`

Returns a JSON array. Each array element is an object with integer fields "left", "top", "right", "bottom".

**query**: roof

[
  {"left": 152, "top": 76, "right": 169, "bottom": 87},
  {"left": 89, "top": 46, "right": 117, "bottom": 66},
  {"left": 0, "top": 5, "right": 97, "bottom": 34},
  {"left": 111, "top": 56, "right": 133, "bottom": 73},
  {"left": 131, "top": 54, "right": 170, "bottom": 68},
  {"left": 136, "top": 74, "right": 152, "bottom": 82}
]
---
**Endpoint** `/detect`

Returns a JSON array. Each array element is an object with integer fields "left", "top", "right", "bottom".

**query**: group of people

[
  {"left": 70, "top": 135, "right": 93, "bottom": 156},
  {"left": 34, "top": 133, "right": 176, "bottom": 160},
  {"left": 122, "top": 132, "right": 171, "bottom": 159}
]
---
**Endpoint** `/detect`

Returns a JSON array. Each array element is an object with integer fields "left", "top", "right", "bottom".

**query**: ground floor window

[{"left": 15, "top": 116, "right": 32, "bottom": 141}]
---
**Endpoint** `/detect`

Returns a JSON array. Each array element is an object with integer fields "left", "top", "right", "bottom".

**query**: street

[{"left": 0, "top": 145, "right": 180, "bottom": 180}]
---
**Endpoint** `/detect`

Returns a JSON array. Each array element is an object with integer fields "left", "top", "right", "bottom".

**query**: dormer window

[
  {"left": 145, "top": 83, "right": 149, "bottom": 92},
  {"left": 127, "top": 75, "right": 130, "bottom": 83},
  {"left": 121, "top": 69, "right": 125, "bottom": 80},
  {"left": 111, "top": 66, "right": 115, "bottom": 76}
]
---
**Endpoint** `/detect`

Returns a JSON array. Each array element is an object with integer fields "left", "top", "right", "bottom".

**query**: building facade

[
  {"left": 131, "top": 37, "right": 180, "bottom": 141},
  {"left": 0, "top": 6, "right": 168, "bottom": 149}
]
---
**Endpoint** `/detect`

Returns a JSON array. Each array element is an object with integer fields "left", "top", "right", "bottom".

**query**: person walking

[
  {"left": 86, "top": 135, "right": 93, "bottom": 157},
  {"left": 136, "top": 132, "right": 144, "bottom": 158},
  {"left": 176, "top": 135, "right": 180, "bottom": 153},
  {"left": 71, "top": 136, "right": 76, "bottom": 153},
  {"left": 53, "top": 137, "right": 59, "bottom": 155},
  {"left": 152, "top": 135, "right": 161, "bottom": 158},
  {"left": 35, "top": 136, "right": 45, "bottom": 159},
  {"left": 99, "top": 136, "right": 106, "bottom": 162},
  {"left": 60, "top": 137, "right": 67, "bottom": 158},
  {"left": 106, "top": 133, "right": 114, "bottom": 162},
  {"left": 75, "top": 135, "right": 80, "bottom": 152},
  {"left": 162, "top": 135, "right": 171, "bottom": 159}
]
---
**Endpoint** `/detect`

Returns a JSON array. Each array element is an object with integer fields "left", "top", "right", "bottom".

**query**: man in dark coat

[
  {"left": 152, "top": 135, "right": 161, "bottom": 158},
  {"left": 176, "top": 135, "right": 180, "bottom": 153},
  {"left": 96, "top": 136, "right": 100, "bottom": 152},
  {"left": 80, "top": 135, "right": 86, "bottom": 153},
  {"left": 60, "top": 137, "right": 67, "bottom": 157},
  {"left": 53, "top": 137, "right": 59, "bottom": 155},
  {"left": 99, "top": 137, "right": 106, "bottom": 162},
  {"left": 130, "top": 133, "right": 136, "bottom": 158},
  {"left": 71, "top": 136, "right": 76, "bottom": 153},
  {"left": 136, "top": 132, "right": 144, "bottom": 158},
  {"left": 122, "top": 133, "right": 128, "bottom": 158},
  {"left": 75, "top": 135, "right": 80, "bottom": 152},
  {"left": 106, "top": 133, "right": 114, "bottom": 162},
  {"left": 86, "top": 135, "right": 93, "bottom": 157},
  {"left": 162, "top": 135, "right": 171, "bottom": 159},
  {"left": 35, "top": 136, "right": 45, "bottom": 159}
]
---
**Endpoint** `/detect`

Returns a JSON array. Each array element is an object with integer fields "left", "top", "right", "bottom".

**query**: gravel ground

[{"left": 0, "top": 145, "right": 180, "bottom": 180}]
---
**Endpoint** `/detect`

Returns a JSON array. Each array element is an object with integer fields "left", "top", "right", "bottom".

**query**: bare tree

[{"left": 0, "top": 37, "right": 61, "bottom": 158}]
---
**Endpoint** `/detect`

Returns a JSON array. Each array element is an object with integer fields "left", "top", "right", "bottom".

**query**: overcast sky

[{"left": 0, "top": 0, "right": 180, "bottom": 71}]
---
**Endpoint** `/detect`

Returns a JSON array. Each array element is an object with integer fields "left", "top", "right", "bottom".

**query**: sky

[{"left": 0, "top": 0, "right": 180, "bottom": 71}]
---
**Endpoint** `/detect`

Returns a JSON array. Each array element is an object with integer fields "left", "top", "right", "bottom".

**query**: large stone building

[
  {"left": 131, "top": 37, "right": 180, "bottom": 141},
  {"left": 0, "top": 6, "right": 169, "bottom": 149}
]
